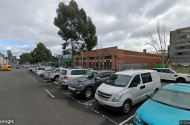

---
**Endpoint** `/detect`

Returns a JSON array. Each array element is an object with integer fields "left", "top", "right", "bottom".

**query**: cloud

[{"left": 0, "top": 0, "right": 190, "bottom": 58}]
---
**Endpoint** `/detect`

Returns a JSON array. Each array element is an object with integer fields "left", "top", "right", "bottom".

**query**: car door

[
  {"left": 129, "top": 74, "right": 145, "bottom": 104},
  {"left": 162, "top": 69, "right": 176, "bottom": 81},
  {"left": 94, "top": 73, "right": 105, "bottom": 89},
  {"left": 141, "top": 73, "right": 154, "bottom": 96}
]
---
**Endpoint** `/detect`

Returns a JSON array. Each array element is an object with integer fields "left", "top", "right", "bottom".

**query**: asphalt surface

[{"left": 0, "top": 68, "right": 171, "bottom": 125}]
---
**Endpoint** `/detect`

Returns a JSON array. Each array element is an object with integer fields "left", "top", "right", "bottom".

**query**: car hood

[
  {"left": 97, "top": 83, "right": 124, "bottom": 95},
  {"left": 178, "top": 73, "right": 189, "bottom": 77},
  {"left": 72, "top": 78, "right": 92, "bottom": 85},
  {"left": 136, "top": 99, "right": 190, "bottom": 125}
]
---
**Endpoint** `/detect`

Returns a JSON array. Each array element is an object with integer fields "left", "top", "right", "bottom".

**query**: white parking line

[
  {"left": 119, "top": 115, "right": 134, "bottom": 125},
  {"left": 34, "top": 79, "right": 37, "bottom": 82},
  {"left": 82, "top": 100, "right": 96, "bottom": 104},
  {"left": 61, "top": 91, "right": 118, "bottom": 125},
  {"left": 45, "top": 89, "right": 55, "bottom": 98},
  {"left": 29, "top": 75, "right": 31, "bottom": 77}
]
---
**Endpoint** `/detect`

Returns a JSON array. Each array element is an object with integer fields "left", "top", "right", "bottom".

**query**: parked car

[
  {"left": 152, "top": 68, "right": 190, "bottom": 83},
  {"left": 44, "top": 68, "right": 61, "bottom": 81},
  {"left": 36, "top": 67, "right": 51, "bottom": 76},
  {"left": 68, "top": 70, "right": 112, "bottom": 99},
  {"left": 0, "top": 65, "right": 9, "bottom": 71},
  {"left": 59, "top": 69, "right": 89, "bottom": 86},
  {"left": 16, "top": 66, "right": 20, "bottom": 69},
  {"left": 95, "top": 70, "right": 161, "bottom": 114},
  {"left": 133, "top": 83, "right": 190, "bottom": 125}
]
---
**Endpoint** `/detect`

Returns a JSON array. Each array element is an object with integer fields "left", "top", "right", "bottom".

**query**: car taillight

[
  {"left": 48, "top": 73, "right": 51, "bottom": 76},
  {"left": 63, "top": 76, "right": 68, "bottom": 79}
]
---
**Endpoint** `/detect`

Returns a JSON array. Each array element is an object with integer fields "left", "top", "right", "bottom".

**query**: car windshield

[
  {"left": 152, "top": 89, "right": 190, "bottom": 111},
  {"left": 82, "top": 72, "right": 98, "bottom": 80},
  {"left": 38, "top": 68, "right": 45, "bottom": 70},
  {"left": 105, "top": 74, "right": 132, "bottom": 87}
]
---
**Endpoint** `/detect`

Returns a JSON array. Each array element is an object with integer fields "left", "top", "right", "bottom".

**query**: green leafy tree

[
  {"left": 19, "top": 53, "right": 32, "bottom": 64},
  {"left": 30, "top": 42, "right": 52, "bottom": 64},
  {"left": 54, "top": 0, "right": 97, "bottom": 58}
]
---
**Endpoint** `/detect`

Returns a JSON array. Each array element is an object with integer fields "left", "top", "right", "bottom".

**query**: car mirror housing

[
  {"left": 95, "top": 77, "right": 100, "bottom": 81},
  {"left": 129, "top": 82, "right": 138, "bottom": 88},
  {"left": 146, "top": 94, "right": 151, "bottom": 98}
]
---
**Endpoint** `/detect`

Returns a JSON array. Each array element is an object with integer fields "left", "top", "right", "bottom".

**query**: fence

[{"left": 117, "top": 63, "right": 147, "bottom": 71}]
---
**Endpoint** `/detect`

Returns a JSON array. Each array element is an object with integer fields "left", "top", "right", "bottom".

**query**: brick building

[{"left": 74, "top": 46, "right": 161, "bottom": 71}]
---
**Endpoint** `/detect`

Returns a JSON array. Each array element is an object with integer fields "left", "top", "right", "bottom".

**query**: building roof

[{"left": 162, "top": 83, "right": 190, "bottom": 93}]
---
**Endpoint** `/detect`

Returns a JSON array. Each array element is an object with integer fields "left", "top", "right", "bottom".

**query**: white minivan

[{"left": 95, "top": 70, "right": 161, "bottom": 114}]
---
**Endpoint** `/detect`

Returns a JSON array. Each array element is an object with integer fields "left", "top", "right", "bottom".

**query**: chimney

[{"left": 143, "top": 49, "right": 146, "bottom": 54}]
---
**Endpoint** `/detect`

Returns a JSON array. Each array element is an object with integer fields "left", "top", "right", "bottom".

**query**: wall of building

[{"left": 74, "top": 46, "right": 161, "bottom": 71}]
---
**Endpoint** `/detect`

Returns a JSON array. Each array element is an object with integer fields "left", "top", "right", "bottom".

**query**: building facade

[
  {"left": 74, "top": 46, "right": 161, "bottom": 71},
  {"left": 169, "top": 27, "right": 190, "bottom": 65}
]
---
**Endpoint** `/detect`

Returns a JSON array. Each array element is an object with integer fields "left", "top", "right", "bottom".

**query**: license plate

[{"left": 68, "top": 86, "right": 75, "bottom": 91}]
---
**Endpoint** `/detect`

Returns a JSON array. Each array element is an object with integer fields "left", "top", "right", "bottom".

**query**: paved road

[{"left": 0, "top": 68, "right": 172, "bottom": 125}]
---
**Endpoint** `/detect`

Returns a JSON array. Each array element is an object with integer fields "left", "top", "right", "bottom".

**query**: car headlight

[
  {"left": 75, "top": 84, "right": 83, "bottom": 89},
  {"left": 112, "top": 93, "right": 123, "bottom": 102},
  {"left": 134, "top": 113, "right": 141, "bottom": 124}
]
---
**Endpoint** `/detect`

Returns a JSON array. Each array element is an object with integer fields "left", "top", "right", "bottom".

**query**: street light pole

[{"left": 82, "top": 50, "right": 83, "bottom": 68}]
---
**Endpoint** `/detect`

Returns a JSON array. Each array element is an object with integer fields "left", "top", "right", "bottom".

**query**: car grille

[
  {"left": 70, "top": 84, "right": 75, "bottom": 88},
  {"left": 98, "top": 91, "right": 112, "bottom": 101}
]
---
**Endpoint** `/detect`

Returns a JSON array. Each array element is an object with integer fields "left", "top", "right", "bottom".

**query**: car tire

[
  {"left": 54, "top": 76, "right": 59, "bottom": 82},
  {"left": 122, "top": 100, "right": 131, "bottom": 114},
  {"left": 83, "top": 88, "right": 93, "bottom": 99},
  {"left": 176, "top": 78, "right": 186, "bottom": 83}
]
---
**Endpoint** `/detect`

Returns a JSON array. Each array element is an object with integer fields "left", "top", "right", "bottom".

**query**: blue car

[
  {"left": 16, "top": 66, "right": 20, "bottom": 69},
  {"left": 133, "top": 83, "right": 190, "bottom": 125}
]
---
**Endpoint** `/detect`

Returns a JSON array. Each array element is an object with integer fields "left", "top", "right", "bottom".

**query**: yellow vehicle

[
  {"left": 8, "top": 65, "right": 12, "bottom": 71},
  {"left": 0, "top": 65, "right": 9, "bottom": 71}
]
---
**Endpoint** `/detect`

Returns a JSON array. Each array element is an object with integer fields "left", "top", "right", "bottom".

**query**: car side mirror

[
  {"left": 95, "top": 77, "right": 100, "bottom": 81},
  {"left": 129, "top": 82, "right": 138, "bottom": 88},
  {"left": 146, "top": 94, "right": 151, "bottom": 98}
]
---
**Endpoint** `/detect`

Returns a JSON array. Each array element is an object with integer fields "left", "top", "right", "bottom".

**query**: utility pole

[{"left": 82, "top": 50, "right": 83, "bottom": 68}]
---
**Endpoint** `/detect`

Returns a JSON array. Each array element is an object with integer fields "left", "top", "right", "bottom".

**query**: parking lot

[{"left": 0, "top": 68, "right": 171, "bottom": 125}]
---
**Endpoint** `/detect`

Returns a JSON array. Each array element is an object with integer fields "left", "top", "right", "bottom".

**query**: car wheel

[
  {"left": 122, "top": 100, "right": 131, "bottom": 114},
  {"left": 54, "top": 76, "right": 59, "bottom": 82},
  {"left": 176, "top": 78, "right": 186, "bottom": 83},
  {"left": 84, "top": 88, "right": 93, "bottom": 99}
]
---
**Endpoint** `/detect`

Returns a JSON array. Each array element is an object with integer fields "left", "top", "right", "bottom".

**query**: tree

[
  {"left": 19, "top": 53, "right": 31, "bottom": 64},
  {"left": 30, "top": 42, "right": 52, "bottom": 64},
  {"left": 145, "top": 20, "right": 171, "bottom": 68},
  {"left": 97, "top": 41, "right": 103, "bottom": 71},
  {"left": 54, "top": 0, "right": 97, "bottom": 60}
]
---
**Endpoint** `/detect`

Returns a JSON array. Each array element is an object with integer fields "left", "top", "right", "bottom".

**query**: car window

[
  {"left": 141, "top": 73, "right": 152, "bottom": 84},
  {"left": 163, "top": 69, "right": 173, "bottom": 74},
  {"left": 61, "top": 70, "right": 67, "bottom": 75},
  {"left": 104, "top": 72, "right": 111, "bottom": 77},
  {"left": 131, "top": 74, "right": 141, "bottom": 85},
  {"left": 71, "top": 70, "right": 87, "bottom": 75},
  {"left": 96, "top": 73, "right": 104, "bottom": 79}
]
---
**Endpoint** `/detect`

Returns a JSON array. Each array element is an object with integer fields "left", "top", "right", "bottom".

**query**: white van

[{"left": 95, "top": 70, "right": 161, "bottom": 114}]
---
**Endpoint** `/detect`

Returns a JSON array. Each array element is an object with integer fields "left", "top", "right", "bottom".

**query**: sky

[{"left": 0, "top": 0, "right": 190, "bottom": 58}]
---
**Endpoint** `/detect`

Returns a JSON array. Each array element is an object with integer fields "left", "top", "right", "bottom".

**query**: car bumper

[
  {"left": 95, "top": 94, "right": 122, "bottom": 110},
  {"left": 68, "top": 86, "right": 83, "bottom": 95},
  {"left": 60, "top": 81, "right": 69, "bottom": 85}
]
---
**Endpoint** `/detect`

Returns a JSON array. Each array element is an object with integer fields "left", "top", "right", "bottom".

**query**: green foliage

[
  {"left": 54, "top": 0, "right": 97, "bottom": 56},
  {"left": 19, "top": 53, "right": 32, "bottom": 64},
  {"left": 30, "top": 42, "right": 52, "bottom": 64},
  {"left": 154, "top": 63, "right": 163, "bottom": 68}
]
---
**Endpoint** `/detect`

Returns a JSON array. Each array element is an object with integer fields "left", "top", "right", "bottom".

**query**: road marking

[
  {"left": 119, "top": 115, "right": 134, "bottom": 125},
  {"left": 61, "top": 91, "right": 118, "bottom": 125},
  {"left": 82, "top": 100, "right": 96, "bottom": 104},
  {"left": 45, "top": 89, "right": 55, "bottom": 98},
  {"left": 29, "top": 75, "right": 31, "bottom": 77},
  {"left": 34, "top": 79, "right": 37, "bottom": 82}
]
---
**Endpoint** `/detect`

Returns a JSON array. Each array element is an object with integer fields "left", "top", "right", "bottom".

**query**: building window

[
  {"left": 81, "top": 62, "right": 86, "bottom": 67},
  {"left": 177, "top": 29, "right": 190, "bottom": 34},
  {"left": 89, "top": 57, "right": 95, "bottom": 60},
  {"left": 174, "top": 51, "right": 190, "bottom": 56},
  {"left": 96, "top": 62, "right": 102, "bottom": 68},
  {"left": 81, "top": 57, "right": 86, "bottom": 60},
  {"left": 89, "top": 62, "right": 94, "bottom": 68},
  {"left": 175, "top": 45, "right": 190, "bottom": 50},
  {"left": 104, "top": 61, "right": 112, "bottom": 69},
  {"left": 105, "top": 56, "right": 112, "bottom": 59},
  {"left": 96, "top": 56, "right": 102, "bottom": 59},
  {"left": 76, "top": 61, "right": 79, "bottom": 66},
  {"left": 178, "top": 35, "right": 190, "bottom": 39},
  {"left": 75, "top": 58, "right": 79, "bottom": 60}
]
